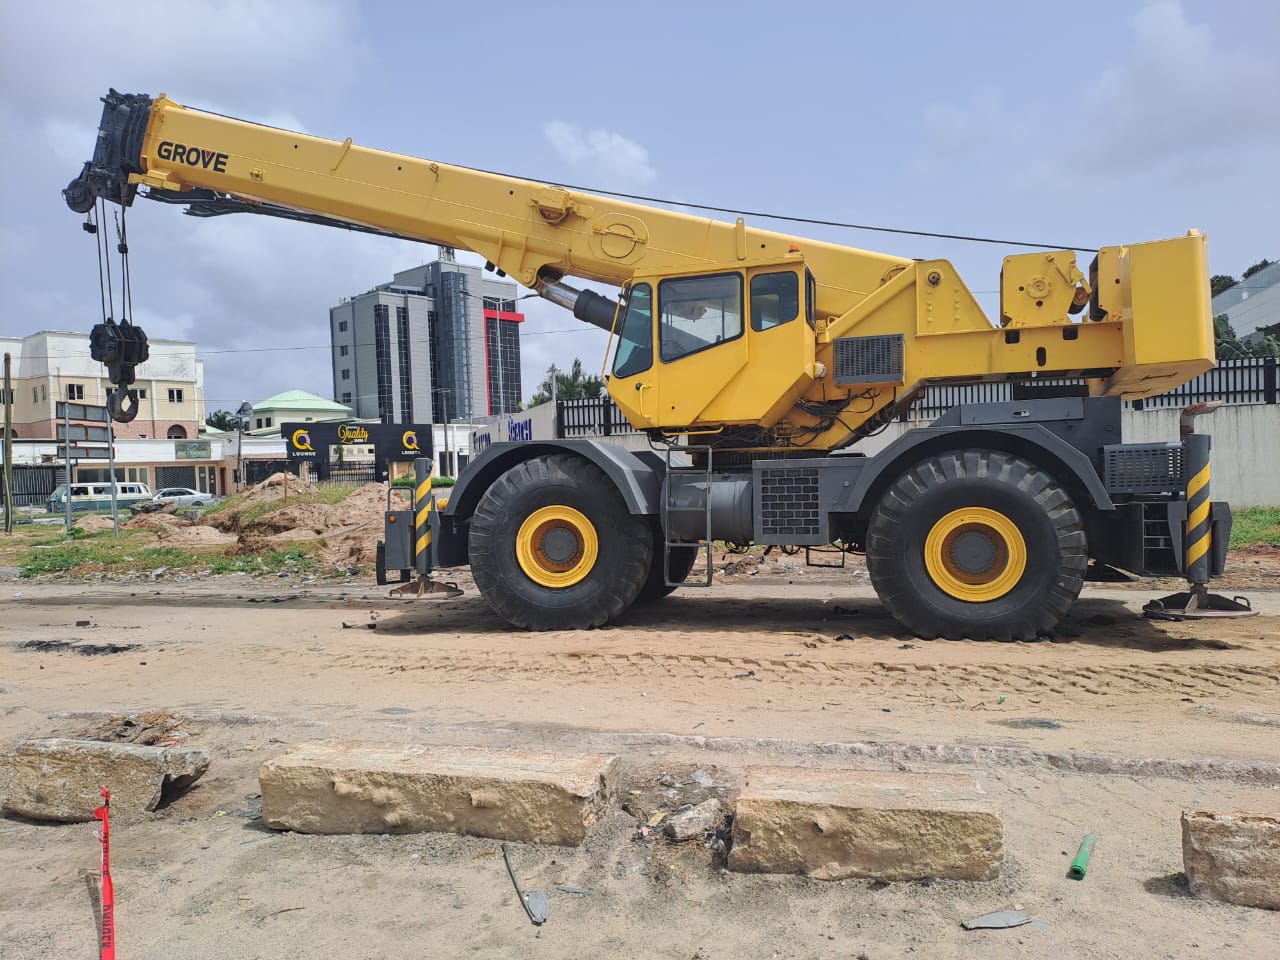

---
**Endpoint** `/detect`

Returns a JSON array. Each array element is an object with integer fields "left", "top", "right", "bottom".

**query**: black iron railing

[{"left": 553, "top": 358, "right": 1278, "bottom": 438}]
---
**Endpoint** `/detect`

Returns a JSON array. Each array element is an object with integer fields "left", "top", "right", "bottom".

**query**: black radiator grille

[
  {"left": 833, "top": 334, "right": 904, "bottom": 384},
  {"left": 759, "top": 468, "right": 820, "bottom": 536}
]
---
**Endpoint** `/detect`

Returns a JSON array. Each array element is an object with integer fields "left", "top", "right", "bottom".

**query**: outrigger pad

[
  {"left": 1143, "top": 588, "right": 1257, "bottom": 621},
  {"left": 389, "top": 576, "right": 463, "bottom": 601}
]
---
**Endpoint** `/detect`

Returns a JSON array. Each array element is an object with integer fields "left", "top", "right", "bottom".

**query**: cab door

[
  {"left": 608, "top": 261, "right": 814, "bottom": 432},
  {"left": 653, "top": 270, "right": 749, "bottom": 428}
]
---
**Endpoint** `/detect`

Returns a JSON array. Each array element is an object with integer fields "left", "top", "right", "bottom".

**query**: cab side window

[
  {"left": 750, "top": 272, "right": 800, "bottom": 332},
  {"left": 613, "top": 283, "right": 654, "bottom": 378},
  {"left": 659, "top": 273, "right": 743, "bottom": 362}
]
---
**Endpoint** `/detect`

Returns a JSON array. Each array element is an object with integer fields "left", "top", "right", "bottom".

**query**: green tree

[
  {"left": 529, "top": 358, "right": 605, "bottom": 406},
  {"left": 1241, "top": 258, "right": 1273, "bottom": 281},
  {"left": 205, "top": 409, "right": 239, "bottom": 431},
  {"left": 1210, "top": 274, "right": 1237, "bottom": 297},
  {"left": 1215, "top": 314, "right": 1280, "bottom": 360}
]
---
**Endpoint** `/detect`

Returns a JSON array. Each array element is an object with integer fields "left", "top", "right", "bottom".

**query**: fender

[
  {"left": 831, "top": 420, "right": 1116, "bottom": 517},
  {"left": 434, "top": 440, "right": 662, "bottom": 566}
]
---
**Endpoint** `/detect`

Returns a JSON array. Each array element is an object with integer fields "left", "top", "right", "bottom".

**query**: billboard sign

[{"left": 282, "top": 422, "right": 433, "bottom": 464}]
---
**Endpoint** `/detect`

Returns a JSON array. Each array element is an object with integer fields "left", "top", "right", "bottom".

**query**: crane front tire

[
  {"left": 469, "top": 454, "right": 652, "bottom": 630},
  {"left": 866, "top": 451, "right": 1087, "bottom": 641}
]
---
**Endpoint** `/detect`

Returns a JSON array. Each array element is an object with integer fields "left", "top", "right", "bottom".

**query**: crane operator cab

[{"left": 609, "top": 256, "right": 818, "bottom": 435}]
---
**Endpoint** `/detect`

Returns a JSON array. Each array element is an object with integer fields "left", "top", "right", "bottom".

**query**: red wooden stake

[{"left": 93, "top": 786, "right": 115, "bottom": 960}]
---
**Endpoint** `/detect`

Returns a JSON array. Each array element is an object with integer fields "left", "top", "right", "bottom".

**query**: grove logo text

[{"left": 157, "top": 140, "right": 229, "bottom": 173}]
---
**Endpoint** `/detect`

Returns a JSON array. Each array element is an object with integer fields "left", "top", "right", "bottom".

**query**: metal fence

[
  {"left": 554, "top": 358, "right": 1277, "bottom": 437},
  {"left": 557, "top": 396, "right": 639, "bottom": 438},
  {"left": 907, "top": 357, "right": 1277, "bottom": 420},
  {"left": 1129, "top": 357, "right": 1277, "bottom": 409}
]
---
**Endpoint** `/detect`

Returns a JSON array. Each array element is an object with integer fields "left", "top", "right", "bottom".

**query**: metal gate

[
  {"left": 155, "top": 466, "right": 197, "bottom": 490},
  {"left": 1, "top": 465, "right": 64, "bottom": 508},
  {"left": 243, "top": 458, "right": 295, "bottom": 487},
  {"left": 322, "top": 462, "right": 379, "bottom": 484}
]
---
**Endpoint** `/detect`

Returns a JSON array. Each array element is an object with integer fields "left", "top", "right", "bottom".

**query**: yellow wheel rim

[
  {"left": 924, "top": 507, "right": 1027, "bottom": 602},
  {"left": 515, "top": 505, "right": 599, "bottom": 588}
]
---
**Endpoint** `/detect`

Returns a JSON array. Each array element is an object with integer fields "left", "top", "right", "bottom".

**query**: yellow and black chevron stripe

[
  {"left": 1184, "top": 461, "right": 1211, "bottom": 570},
  {"left": 414, "top": 466, "right": 434, "bottom": 562}
]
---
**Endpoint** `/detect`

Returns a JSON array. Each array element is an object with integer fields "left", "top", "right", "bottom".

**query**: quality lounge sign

[{"left": 282, "top": 421, "right": 432, "bottom": 463}]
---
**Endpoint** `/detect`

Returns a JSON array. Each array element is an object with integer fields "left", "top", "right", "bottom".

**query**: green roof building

[{"left": 247, "top": 389, "right": 352, "bottom": 435}]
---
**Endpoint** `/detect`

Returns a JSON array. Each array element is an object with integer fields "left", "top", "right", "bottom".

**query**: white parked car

[{"left": 152, "top": 487, "right": 215, "bottom": 507}]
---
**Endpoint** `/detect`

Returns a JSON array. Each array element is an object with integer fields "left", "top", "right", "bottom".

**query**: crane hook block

[{"left": 89, "top": 320, "right": 150, "bottom": 422}]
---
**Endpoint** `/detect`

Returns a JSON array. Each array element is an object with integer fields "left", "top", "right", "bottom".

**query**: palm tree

[{"left": 529, "top": 358, "right": 604, "bottom": 406}]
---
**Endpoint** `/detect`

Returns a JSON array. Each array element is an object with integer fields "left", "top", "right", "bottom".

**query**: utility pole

[
  {"left": 104, "top": 404, "right": 120, "bottom": 536},
  {"left": 60, "top": 371, "right": 72, "bottom": 538},
  {"left": 3, "top": 353, "right": 14, "bottom": 533},
  {"left": 549, "top": 363, "right": 559, "bottom": 439}
]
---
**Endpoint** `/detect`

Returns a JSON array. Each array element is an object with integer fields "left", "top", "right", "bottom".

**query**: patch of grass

[
  {"left": 18, "top": 529, "right": 320, "bottom": 579},
  {"left": 19, "top": 542, "right": 90, "bottom": 576},
  {"left": 18, "top": 534, "right": 198, "bottom": 578},
  {"left": 202, "top": 482, "right": 358, "bottom": 527},
  {"left": 313, "top": 483, "right": 360, "bottom": 504},
  {"left": 1231, "top": 505, "right": 1280, "bottom": 548},
  {"left": 206, "top": 546, "right": 318, "bottom": 575}
]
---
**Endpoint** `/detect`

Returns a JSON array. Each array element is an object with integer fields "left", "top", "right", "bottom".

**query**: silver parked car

[{"left": 152, "top": 487, "right": 215, "bottom": 507}]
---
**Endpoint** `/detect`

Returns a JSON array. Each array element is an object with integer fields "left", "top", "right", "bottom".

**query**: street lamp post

[
  {"left": 432, "top": 386, "right": 452, "bottom": 477},
  {"left": 235, "top": 401, "right": 253, "bottom": 491}
]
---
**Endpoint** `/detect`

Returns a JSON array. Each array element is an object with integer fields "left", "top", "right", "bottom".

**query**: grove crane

[{"left": 64, "top": 90, "right": 1253, "bottom": 638}]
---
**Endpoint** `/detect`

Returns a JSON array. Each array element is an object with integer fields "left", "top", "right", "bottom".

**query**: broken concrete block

[
  {"left": 728, "top": 767, "right": 1003, "bottom": 881},
  {"left": 664, "top": 798, "right": 724, "bottom": 841},
  {"left": 259, "top": 742, "right": 618, "bottom": 846},
  {"left": 1182, "top": 811, "right": 1280, "bottom": 910},
  {"left": 0, "top": 738, "right": 210, "bottom": 822}
]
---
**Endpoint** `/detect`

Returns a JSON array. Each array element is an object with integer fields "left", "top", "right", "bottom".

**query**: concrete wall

[{"left": 1119, "top": 405, "right": 1279, "bottom": 507}]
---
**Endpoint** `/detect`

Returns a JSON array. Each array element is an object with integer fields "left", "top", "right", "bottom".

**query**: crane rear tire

[
  {"left": 469, "top": 454, "right": 652, "bottom": 630},
  {"left": 866, "top": 450, "right": 1086, "bottom": 641}
]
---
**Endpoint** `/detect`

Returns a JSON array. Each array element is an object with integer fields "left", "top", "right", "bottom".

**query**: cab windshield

[{"left": 612, "top": 283, "right": 653, "bottom": 378}]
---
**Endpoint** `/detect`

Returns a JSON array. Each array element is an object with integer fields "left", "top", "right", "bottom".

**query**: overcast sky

[{"left": 1, "top": 1, "right": 1276, "bottom": 414}]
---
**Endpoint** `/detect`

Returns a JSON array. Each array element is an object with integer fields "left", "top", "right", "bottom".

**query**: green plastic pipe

[{"left": 1068, "top": 834, "right": 1096, "bottom": 880}]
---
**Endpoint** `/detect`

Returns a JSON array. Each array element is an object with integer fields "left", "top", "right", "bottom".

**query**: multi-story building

[
  {"left": 328, "top": 254, "right": 522, "bottom": 425},
  {"left": 1212, "top": 260, "right": 1280, "bottom": 346},
  {"left": 0, "top": 330, "right": 205, "bottom": 441}
]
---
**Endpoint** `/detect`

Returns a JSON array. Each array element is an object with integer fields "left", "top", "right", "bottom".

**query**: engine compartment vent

[
  {"left": 1103, "top": 442, "right": 1184, "bottom": 494},
  {"left": 832, "top": 334, "right": 905, "bottom": 385}
]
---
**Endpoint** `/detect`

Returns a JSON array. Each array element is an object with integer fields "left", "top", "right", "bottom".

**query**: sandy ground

[{"left": 1, "top": 570, "right": 1278, "bottom": 959}]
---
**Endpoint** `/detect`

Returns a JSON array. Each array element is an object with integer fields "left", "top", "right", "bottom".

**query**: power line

[
  {"left": 464, "top": 163, "right": 1101, "bottom": 253},
  {"left": 6, "top": 326, "right": 599, "bottom": 363}
]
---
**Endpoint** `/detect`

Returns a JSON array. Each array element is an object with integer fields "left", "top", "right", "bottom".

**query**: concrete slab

[
  {"left": 259, "top": 741, "right": 618, "bottom": 846},
  {"left": 0, "top": 738, "right": 211, "bottom": 822},
  {"left": 728, "top": 766, "right": 1003, "bottom": 881},
  {"left": 1182, "top": 810, "right": 1280, "bottom": 910}
]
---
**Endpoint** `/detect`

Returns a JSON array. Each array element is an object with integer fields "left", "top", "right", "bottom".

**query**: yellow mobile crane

[{"left": 65, "top": 90, "right": 1253, "bottom": 638}]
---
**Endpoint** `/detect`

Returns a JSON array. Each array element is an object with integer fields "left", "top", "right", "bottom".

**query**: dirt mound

[
  {"left": 74, "top": 514, "right": 117, "bottom": 534},
  {"left": 226, "top": 533, "right": 275, "bottom": 557},
  {"left": 322, "top": 520, "right": 382, "bottom": 568},
  {"left": 123, "top": 510, "right": 234, "bottom": 546},
  {"left": 165, "top": 525, "right": 236, "bottom": 547},
  {"left": 125, "top": 513, "right": 184, "bottom": 536},
  {"left": 246, "top": 471, "right": 312, "bottom": 501}
]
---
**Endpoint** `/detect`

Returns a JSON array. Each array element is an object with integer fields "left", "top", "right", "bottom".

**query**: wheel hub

[
  {"left": 924, "top": 507, "right": 1027, "bottom": 602},
  {"left": 515, "top": 505, "right": 599, "bottom": 588}
]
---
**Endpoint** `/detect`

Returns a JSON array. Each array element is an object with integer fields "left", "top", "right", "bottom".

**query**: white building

[{"left": 0, "top": 330, "right": 205, "bottom": 440}]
